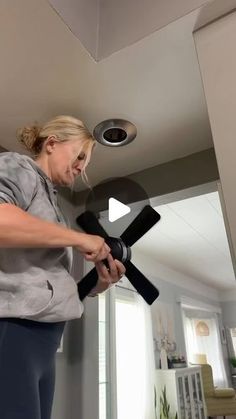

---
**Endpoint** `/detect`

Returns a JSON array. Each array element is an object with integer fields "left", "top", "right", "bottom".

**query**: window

[
  {"left": 99, "top": 286, "right": 155, "bottom": 419},
  {"left": 182, "top": 308, "right": 228, "bottom": 387},
  {"left": 99, "top": 294, "right": 107, "bottom": 419},
  {"left": 115, "top": 287, "right": 155, "bottom": 419},
  {"left": 116, "top": 290, "right": 146, "bottom": 418}
]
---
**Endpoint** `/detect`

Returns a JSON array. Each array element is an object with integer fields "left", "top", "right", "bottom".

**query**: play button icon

[
  {"left": 82, "top": 176, "right": 150, "bottom": 235},
  {"left": 108, "top": 197, "right": 131, "bottom": 222}
]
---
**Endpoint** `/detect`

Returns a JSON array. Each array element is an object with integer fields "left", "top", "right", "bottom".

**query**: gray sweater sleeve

[{"left": 0, "top": 152, "right": 37, "bottom": 210}]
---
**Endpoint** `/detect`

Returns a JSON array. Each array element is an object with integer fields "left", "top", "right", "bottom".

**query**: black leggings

[{"left": 0, "top": 318, "right": 65, "bottom": 419}]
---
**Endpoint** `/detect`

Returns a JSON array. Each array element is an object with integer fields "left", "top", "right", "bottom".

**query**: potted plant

[
  {"left": 169, "top": 354, "right": 187, "bottom": 369},
  {"left": 229, "top": 357, "right": 236, "bottom": 374},
  {"left": 160, "top": 386, "right": 178, "bottom": 419}
]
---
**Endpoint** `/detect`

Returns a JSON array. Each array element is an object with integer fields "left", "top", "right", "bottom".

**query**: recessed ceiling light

[{"left": 93, "top": 119, "right": 137, "bottom": 147}]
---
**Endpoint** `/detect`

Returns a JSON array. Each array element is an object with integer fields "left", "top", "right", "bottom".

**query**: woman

[{"left": 0, "top": 115, "right": 125, "bottom": 419}]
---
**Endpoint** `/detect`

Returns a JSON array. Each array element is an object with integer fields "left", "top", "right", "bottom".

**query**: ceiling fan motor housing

[{"left": 105, "top": 237, "right": 131, "bottom": 263}]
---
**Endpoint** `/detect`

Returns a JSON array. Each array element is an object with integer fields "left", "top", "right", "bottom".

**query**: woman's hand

[
  {"left": 76, "top": 232, "right": 111, "bottom": 263},
  {"left": 89, "top": 253, "right": 126, "bottom": 296}
]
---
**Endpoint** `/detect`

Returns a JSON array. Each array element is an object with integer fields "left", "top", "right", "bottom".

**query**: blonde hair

[{"left": 16, "top": 115, "right": 96, "bottom": 187}]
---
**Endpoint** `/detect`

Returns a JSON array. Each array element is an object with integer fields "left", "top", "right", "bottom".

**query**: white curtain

[
  {"left": 183, "top": 310, "right": 228, "bottom": 387},
  {"left": 115, "top": 287, "right": 156, "bottom": 419}
]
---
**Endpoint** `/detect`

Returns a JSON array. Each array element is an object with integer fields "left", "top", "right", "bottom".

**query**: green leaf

[{"left": 159, "top": 386, "right": 178, "bottom": 419}]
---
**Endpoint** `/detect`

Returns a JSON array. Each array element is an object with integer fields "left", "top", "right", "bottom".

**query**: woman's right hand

[{"left": 76, "top": 232, "right": 110, "bottom": 263}]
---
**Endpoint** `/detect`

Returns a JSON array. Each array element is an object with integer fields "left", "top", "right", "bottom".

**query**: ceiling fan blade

[
  {"left": 120, "top": 205, "right": 161, "bottom": 247},
  {"left": 77, "top": 267, "right": 98, "bottom": 301},
  {"left": 76, "top": 211, "right": 109, "bottom": 239},
  {"left": 124, "top": 260, "right": 159, "bottom": 305}
]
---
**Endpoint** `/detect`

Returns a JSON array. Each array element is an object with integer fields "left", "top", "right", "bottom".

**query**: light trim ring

[{"left": 93, "top": 119, "right": 137, "bottom": 147}]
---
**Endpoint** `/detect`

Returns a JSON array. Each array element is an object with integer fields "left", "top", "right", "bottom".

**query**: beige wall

[
  {"left": 194, "top": 11, "right": 236, "bottom": 276},
  {"left": 52, "top": 195, "right": 99, "bottom": 419},
  {"left": 73, "top": 148, "right": 219, "bottom": 211}
]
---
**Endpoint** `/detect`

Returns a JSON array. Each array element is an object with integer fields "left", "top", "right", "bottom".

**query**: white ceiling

[
  {"left": 0, "top": 0, "right": 213, "bottom": 190},
  {"left": 133, "top": 191, "right": 236, "bottom": 290},
  {"left": 48, "top": 0, "right": 211, "bottom": 60}
]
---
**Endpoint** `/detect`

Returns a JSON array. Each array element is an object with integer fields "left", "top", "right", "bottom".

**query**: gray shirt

[{"left": 0, "top": 152, "right": 84, "bottom": 322}]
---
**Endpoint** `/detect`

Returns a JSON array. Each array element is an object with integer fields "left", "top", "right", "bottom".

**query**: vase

[
  {"left": 160, "top": 348, "right": 168, "bottom": 369},
  {"left": 172, "top": 362, "right": 187, "bottom": 369}
]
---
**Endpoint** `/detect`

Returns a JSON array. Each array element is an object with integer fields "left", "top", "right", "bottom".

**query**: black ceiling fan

[{"left": 76, "top": 205, "right": 161, "bottom": 305}]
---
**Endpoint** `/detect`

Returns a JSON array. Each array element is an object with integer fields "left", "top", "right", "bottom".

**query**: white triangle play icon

[{"left": 108, "top": 198, "right": 131, "bottom": 222}]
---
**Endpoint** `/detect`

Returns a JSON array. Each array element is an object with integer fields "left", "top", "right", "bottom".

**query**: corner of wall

[{"left": 95, "top": 0, "right": 101, "bottom": 61}]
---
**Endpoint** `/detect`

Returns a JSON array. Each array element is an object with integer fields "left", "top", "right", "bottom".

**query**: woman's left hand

[{"left": 89, "top": 253, "right": 126, "bottom": 296}]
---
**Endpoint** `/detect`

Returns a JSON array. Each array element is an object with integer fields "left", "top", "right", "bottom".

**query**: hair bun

[{"left": 16, "top": 124, "right": 41, "bottom": 152}]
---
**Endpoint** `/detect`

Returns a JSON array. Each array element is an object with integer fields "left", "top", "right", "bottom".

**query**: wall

[
  {"left": 221, "top": 302, "right": 236, "bottom": 328},
  {"left": 221, "top": 297, "right": 236, "bottom": 378},
  {"left": 52, "top": 194, "right": 100, "bottom": 419},
  {"left": 194, "top": 11, "right": 236, "bottom": 276},
  {"left": 51, "top": 193, "right": 78, "bottom": 419},
  {"left": 220, "top": 289, "right": 236, "bottom": 328}
]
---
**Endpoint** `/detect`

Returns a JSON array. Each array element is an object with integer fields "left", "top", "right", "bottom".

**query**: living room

[{"left": 98, "top": 183, "right": 236, "bottom": 419}]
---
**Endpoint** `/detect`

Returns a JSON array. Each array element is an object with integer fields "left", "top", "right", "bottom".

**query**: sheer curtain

[
  {"left": 115, "top": 287, "right": 156, "bottom": 419},
  {"left": 183, "top": 309, "right": 228, "bottom": 387}
]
